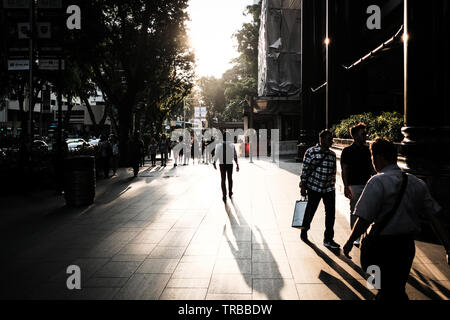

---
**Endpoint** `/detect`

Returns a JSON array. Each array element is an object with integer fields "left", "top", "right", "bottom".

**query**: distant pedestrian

[
  {"left": 110, "top": 135, "right": 119, "bottom": 176},
  {"left": 341, "top": 123, "right": 374, "bottom": 247},
  {"left": 159, "top": 134, "right": 169, "bottom": 166},
  {"left": 148, "top": 137, "right": 158, "bottom": 167},
  {"left": 343, "top": 138, "right": 443, "bottom": 301},
  {"left": 174, "top": 135, "right": 185, "bottom": 167},
  {"left": 213, "top": 131, "right": 240, "bottom": 202},
  {"left": 98, "top": 134, "right": 112, "bottom": 178},
  {"left": 128, "top": 132, "right": 143, "bottom": 177},
  {"left": 201, "top": 138, "right": 206, "bottom": 164},
  {"left": 299, "top": 129, "right": 339, "bottom": 249}
]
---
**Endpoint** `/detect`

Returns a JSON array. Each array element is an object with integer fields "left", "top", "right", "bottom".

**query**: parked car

[
  {"left": 89, "top": 139, "right": 100, "bottom": 147},
  {"left": 66, "top": 138, "right": 90, "bottom": 150},
  {"left": 32, "top": 140, "right": 49, "bottom": 152}
]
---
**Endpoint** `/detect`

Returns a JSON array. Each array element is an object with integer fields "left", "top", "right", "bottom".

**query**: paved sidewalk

[{"left": 0, "top": 157, "right": 448, "bottom": 300}]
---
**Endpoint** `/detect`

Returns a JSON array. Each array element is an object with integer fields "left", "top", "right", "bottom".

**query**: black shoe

[
  {"left": 300, "top": 230, "right": 308, "bottom": 242},
  {"left": 323, "top": 240, "right": 340, "bottom": 249}
]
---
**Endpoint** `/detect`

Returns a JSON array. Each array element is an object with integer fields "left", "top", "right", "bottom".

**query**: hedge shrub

[{"left": 332, "top": 111, "right": 404, "bottom": 142}]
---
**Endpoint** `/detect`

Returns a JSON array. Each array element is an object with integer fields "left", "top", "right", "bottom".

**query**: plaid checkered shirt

[{"left": 301, "top": 145, "right": 336, "bottom": 193}]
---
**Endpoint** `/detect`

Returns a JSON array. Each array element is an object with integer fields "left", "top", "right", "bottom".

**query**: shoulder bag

[{"left": 360, "top": 172, "right": 408, "bottom": 272}]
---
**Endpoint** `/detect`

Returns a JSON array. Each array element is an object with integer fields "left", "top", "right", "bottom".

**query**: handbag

[
  {"left": 292, "top": 196, "right": 308, "bottom": 229},
  {"left": 360, "top": 172, "right": 408, "bottom": 271}
]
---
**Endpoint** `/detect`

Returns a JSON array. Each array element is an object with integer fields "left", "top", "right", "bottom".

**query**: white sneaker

[{"left": 353, "top": 238, "right": 361, "bottom": 248}]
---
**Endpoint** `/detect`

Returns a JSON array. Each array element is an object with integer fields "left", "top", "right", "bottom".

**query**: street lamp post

[{"left": 28, "top": 0, "right": 34, "bottom": 137}]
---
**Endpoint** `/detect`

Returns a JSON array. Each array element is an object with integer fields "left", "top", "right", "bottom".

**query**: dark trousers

[
  {"left": 219, "top": 164, "right": 233, "bottom": 197},
  {"left": 101, "top": 157, "right": 110, "bottom": 178},
  {"left": 161, "top": 151, "right": 168, "bottom": 166},
  {"left": 304, "top": 189, "right": 336, "bottom": 242},
  {"left": 112, "top": 155, "right": 119, "bottom": 174},
  {"left": 375, "top": 235, "right": 415, "bottom": 301},
  {"left": 150, "top": 153, "right": 156, "bottom": 166}
]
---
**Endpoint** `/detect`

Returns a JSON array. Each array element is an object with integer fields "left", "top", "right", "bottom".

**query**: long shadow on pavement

[
  {"left": 305, "top": 240, "right": 375, "bottom": 300},
  {"left": 224, "top": 199, "right": 285, "bottom": 300}
]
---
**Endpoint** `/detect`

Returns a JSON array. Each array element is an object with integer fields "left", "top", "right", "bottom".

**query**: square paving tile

[
  {"left": 67, "top": 287, "right": 121, "bottom": 300},
  {"left": 94, "top": 261, "right": 142, "bottom": 278},
  {"left": 84, "top": 277, "right": 129, "bottom": 288},
  {"left": 166, "top": 278, "right": 211, "bottom": 289},
  {"left": 130, "top": 230, "right": 170, "bottom": 244},
  {"left": 159, "top": 288, "right": 207, "bottom": 300},
  {"left": 218, "top": 241, "right": 251, "bottom": 259},
  {"left": 253, "top": 279, "right": 299, "bottom": 300},
  {"left": 208, "top": 274, "right": 253, "bottom": 294},
  {"left": 159, "top": 229, "right": 197, "bottom": 247},
  {"left": 111, "top": 254, "right": 148, "bottom": 262},
  {"left": 148, "top": 246, "right": 186, "bottom": 259},
  {"left": 252, "top": 249, "right": 289, "bottom": 263},
  {"left": 172, "top": 261, "right": 215, "bottom": 279},
  {"left": 205, "top": 294, "right": 253, "bottom": 300},
  {"left": 118, "top": 243, "right": 156, "bottom": 255},
  {"left": 252, "top": 262, "right": 293, "bottom": 279},
  {"left": 114, "top": 274, "right": 171, "bottom": 300},
  {"left": 213, "top": 259, "right": 252, "bottom": 275},
  {"left": 136, "top": 259, "right": 180, "bottom": 274},
  {"left": 296, "top": 282, "right": 361, "bottom": 300}
]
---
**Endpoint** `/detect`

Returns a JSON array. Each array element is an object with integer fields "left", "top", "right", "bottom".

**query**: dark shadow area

[
  {"left": 305, "top": 241, "right": 375, "bottom": 300},
  {"left": 225, "top": 199, "right": 285, "bottom": 300},
  {"left": 318, "top": 270, "right": 362, "bottom": 300},
  {"left": 94, "top": 176, "right": 135, "bottom": 204},
  {"left": 407, "top": 270, "right": 449, "bottom": 300}
]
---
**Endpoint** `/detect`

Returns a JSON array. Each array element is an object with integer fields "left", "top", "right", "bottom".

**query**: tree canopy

[{"left": 198, "top": 1, "right": 261, "bottom": 123}]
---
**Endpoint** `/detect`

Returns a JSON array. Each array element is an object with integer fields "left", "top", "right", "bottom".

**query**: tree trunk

[
  {"left": 63, "top": 95, "right": 74, "bottom": 130},
  {"left": 118, "top": 104, "right": 132, "bottom": 166},
  {"left": 82, "top": 95, "right": 99, "bottom": 135}
]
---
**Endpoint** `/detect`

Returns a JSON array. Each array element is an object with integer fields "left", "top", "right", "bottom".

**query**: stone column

[{"left": 403, "top": 0, "right": 450, "bottom": 257}]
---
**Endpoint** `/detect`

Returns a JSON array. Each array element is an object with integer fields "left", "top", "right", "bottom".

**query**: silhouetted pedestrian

[
  {"left": 341, "top": 123, "right": 374, "bottom": 247},
  {"left": 110, "top": 135, "right": 119, "bottom": 176},
  {"left": 129, "top": 132, "right": 143, "bottom": 177},
  {"left": 148, "top": 137, "right": 157, "bottom": 167},
  {"left": 98, "top": 134, "right": 112, "bottom": 178},
  {"left": 213, "top": 131, "right": 239, "bottom": 202},
  {"left": 159, "top": 134, "right": 169, "bottom": 166},
  {"left": 343, "top": 138, "right": 443, "bottom": 301},
  {"left": 299, "top": 130, "right": 339, "bottom": 249}
]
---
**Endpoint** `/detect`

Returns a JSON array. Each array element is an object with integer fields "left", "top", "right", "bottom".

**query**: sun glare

[{"left": 186, "top": 0, "right": 254, "bottom": 79}]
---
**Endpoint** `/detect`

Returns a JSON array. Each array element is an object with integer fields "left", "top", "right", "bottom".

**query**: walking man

[
  {"left": 159, "top": 134, "right": 169, "bottom": 167},
  {"left": 300, "top": 129, "right": 339, "bottom": 249},
  {"left": 110, "top": 135, "right": 119, "bottom": 176},
  {"left": 148, "top": 137, "right": 157, "bottom": 167},
  {"left": 343, "top": 138, "right": 443, "bottom": 300},
  {"left": 128, "top": 132, "right": 143, "bottom": 177},
  {"left": 98, "top": 134, "right": 112, "bottom": 178},
  {"left": 341, "top": 123, "right": 374, "bottom": 247},
  {"left": 213, "top": 131, "right": 240, "bottom": 202}
]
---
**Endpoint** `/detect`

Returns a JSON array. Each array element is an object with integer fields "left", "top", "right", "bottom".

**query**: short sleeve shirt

[
  {"left": 340, "top": 143, "right": 372, "bottom": 186},
  {"left": 354, "top": 164, "right": 442, "bottom": 236}
]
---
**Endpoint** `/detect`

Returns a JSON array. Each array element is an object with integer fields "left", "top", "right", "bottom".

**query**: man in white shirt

[
  {"left": 343, "top": 138, "right": 443, "bottom": 300},
  {"left": 213, "top": 131, "right": 240, "bottom": 202}
]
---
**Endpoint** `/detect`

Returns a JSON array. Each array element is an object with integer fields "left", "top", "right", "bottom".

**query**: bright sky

[{"left": 186, "top": 0, "right": 256, "bottom": 79}]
